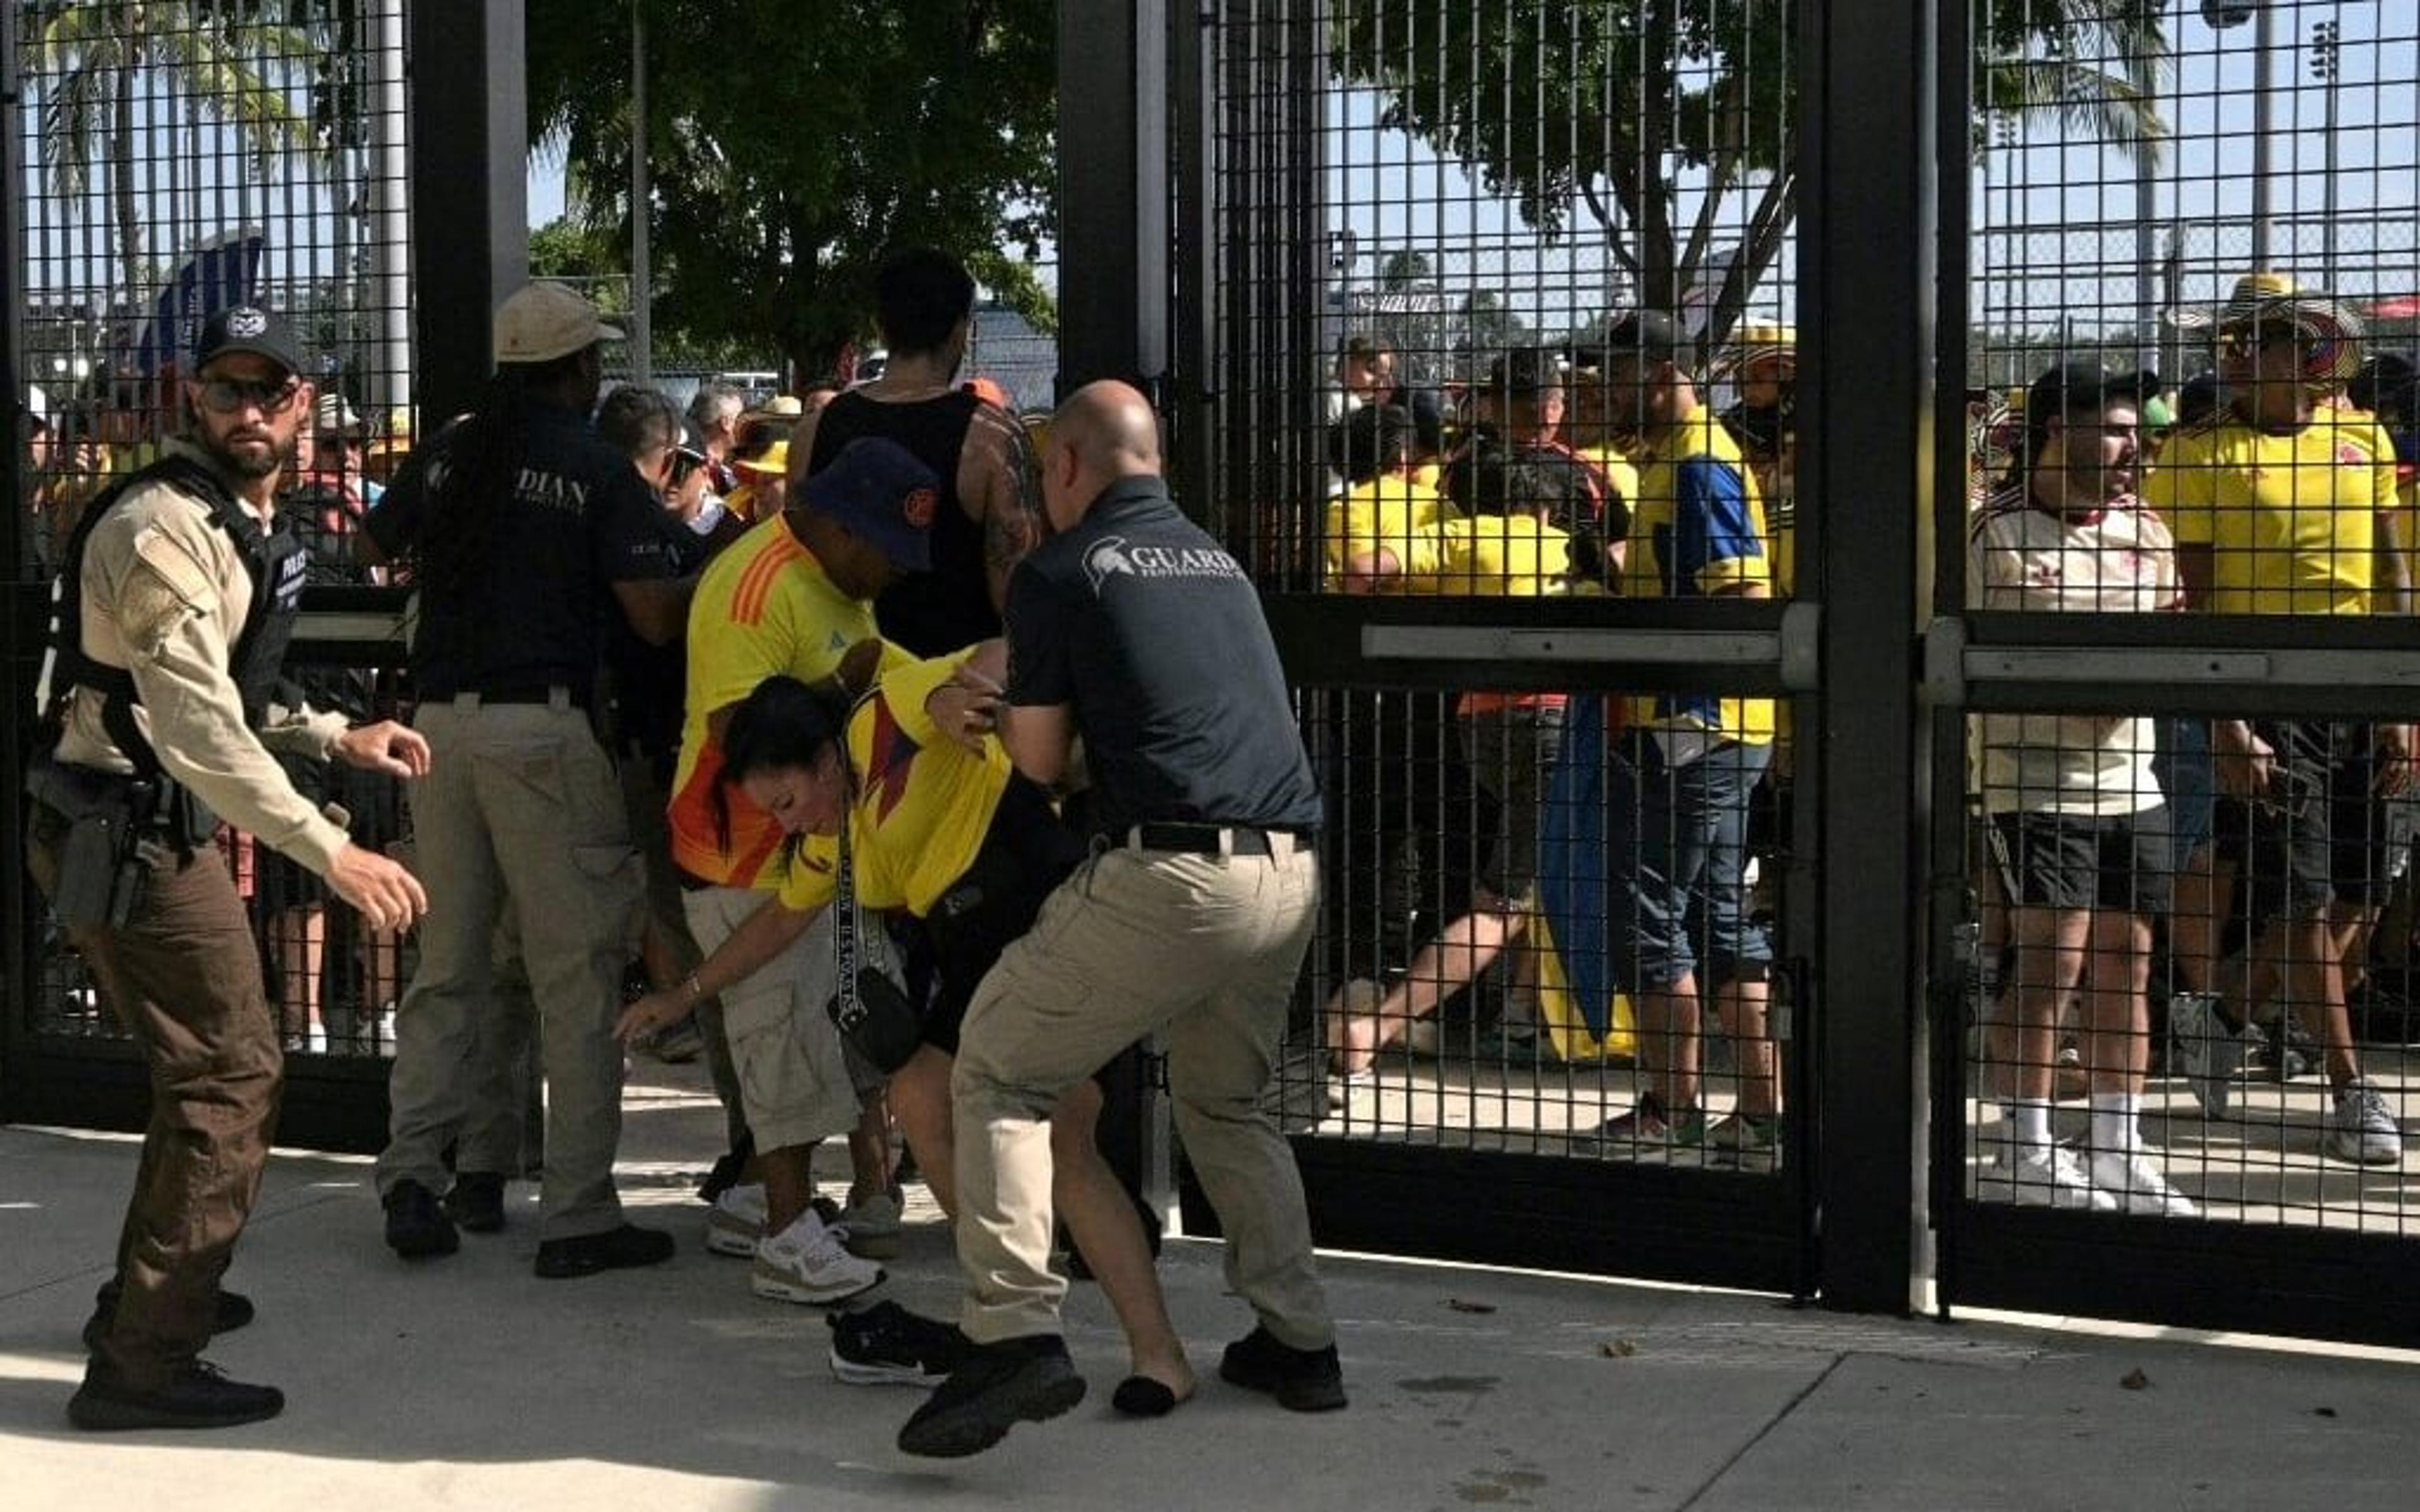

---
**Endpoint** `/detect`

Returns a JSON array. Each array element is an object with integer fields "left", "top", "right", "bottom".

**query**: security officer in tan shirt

[{"left": 28, "top": 304, "right": 428, "bottom": 1432}]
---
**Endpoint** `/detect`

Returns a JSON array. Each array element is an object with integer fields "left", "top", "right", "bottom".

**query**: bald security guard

[{"left": 897, "top": 381, "right": 1342, "bottom": 1458}]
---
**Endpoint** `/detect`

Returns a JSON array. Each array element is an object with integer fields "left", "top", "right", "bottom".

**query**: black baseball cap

[
  {"left": 2022, "top": 362, "right": 2157, "bottom": 462},
  {"left": 193, "top": 304, "right": 304, "bottom": 379},
  {"left": 1482, "top": 346, "right": 1564, "bottom": 395},
  {"left": 1572, "top": 309, "right": 1690, "bottom": 371}
]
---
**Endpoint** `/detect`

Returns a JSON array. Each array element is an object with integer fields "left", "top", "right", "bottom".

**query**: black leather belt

[{"left": 1122, "top": 822, "right": 1307, "bottom": 857}]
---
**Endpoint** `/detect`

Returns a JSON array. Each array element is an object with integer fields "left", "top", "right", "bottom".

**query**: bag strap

[{"left": 832, "top": 814, "right": 861, "bottom": 1021}]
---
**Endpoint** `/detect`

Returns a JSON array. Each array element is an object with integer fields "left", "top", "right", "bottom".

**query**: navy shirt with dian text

[
  {"left": 1004, "top": 475, "right": 1322, "bottom": 839},
  {"left": 366, "top": 399, "right": 673, "bottom": 699}
]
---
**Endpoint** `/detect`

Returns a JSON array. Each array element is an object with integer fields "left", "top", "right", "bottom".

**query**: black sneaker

[
  {"left": 829, "top": 1301, "right": 969, "bottom": 1387},
  {"left": 67, "top": 1359, "right": 284, "bottom": 1432},
  {"left": 441, "top": 1171, "right": 507, "bottom": 1234},
  {"left": 83, "top": 1282, "right": 254, "bottom": 1353},
  {"left": 1219, "top": 1326, "right": 1347, "bottom": 1412},
  {"left": 383, "top": 1179, "right": 459, "bottom": 1260},
  {"left": 533, "top": 1223, "right": 675, "bottom": 1280},
  {"left": 896, "top": 1334, "right": 1086, "bottom": 1458}
]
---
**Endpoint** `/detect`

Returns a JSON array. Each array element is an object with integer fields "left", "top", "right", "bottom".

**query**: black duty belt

[
  {"left": 435, "top": 683, "right": 591, "bottom": 711},
  {"left": 1119, "top": 822, "right": 1310, "bottom": 857}
]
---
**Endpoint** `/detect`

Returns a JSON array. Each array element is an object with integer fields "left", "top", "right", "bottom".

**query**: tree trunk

[{"left": 112, "top": 35, "right": 143, "bottom": 305}]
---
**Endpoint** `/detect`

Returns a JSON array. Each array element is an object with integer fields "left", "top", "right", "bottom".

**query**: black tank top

[{"left": 809, "top": 388, "right": 996, "bottom": 655}]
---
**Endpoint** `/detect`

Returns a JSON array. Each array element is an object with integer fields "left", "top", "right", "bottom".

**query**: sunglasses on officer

[
  {"left": 195, "top": 375, "right": 304, "bottom": 415},
  {"left": 669, "top": 445, "right": 707, "bottom": 485}
]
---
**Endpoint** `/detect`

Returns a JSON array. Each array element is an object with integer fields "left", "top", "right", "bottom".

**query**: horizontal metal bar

[
  {"left": 1968, "top": 646, "right": 2420, "bottom": 689},
  {"left": 1362, "top": 624, "right": 1784, "bottom": 667}
]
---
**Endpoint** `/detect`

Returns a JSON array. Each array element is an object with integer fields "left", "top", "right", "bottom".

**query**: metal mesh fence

[
  {"left": 1957, "top": 0, "right": 2420, "bottom": 1232},
  {"left": 1208, "top": 5, "right": 1802, "bottom": 1173},
  {"left": 17, "top": 1, "right": 415, "bottom": 1058}
]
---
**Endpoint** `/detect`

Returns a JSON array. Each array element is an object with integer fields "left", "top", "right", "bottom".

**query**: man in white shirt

[{"left": 1969, "top": 364, "right": 2194, "bottom": 1217}]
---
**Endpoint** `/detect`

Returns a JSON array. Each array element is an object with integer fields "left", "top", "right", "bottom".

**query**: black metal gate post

[
  {"left": 1802, "top": 0, "right": 1941, "bottom": 1314},
  {"left": 0, "top": 0, "right": 34, "bottom": 1117},
  {"left": 408, "top": 0, "right": 528, "bottom": 424},
  {"left": 1057, "top": 0, "right": 1173, "bottom": 1215}
]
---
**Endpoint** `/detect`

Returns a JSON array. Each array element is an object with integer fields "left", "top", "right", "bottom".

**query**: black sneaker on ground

[
  {"left": 896, "top": 1334, "right": 1086, "bottom": 1458},
  {"left": 67, "top": 1359, "right": 284, "bottom": 1432},
  {"left": 441, "top": 1171, "right": 507, "bottom": 1234},
  {"left": 533, "top": 1223, "right": 675, "bottom": 1280},
  {"left": 1219, "top": 1325, "right": 1347, "bottom": 1412},
  {"left": 829, "top": 1301, "right": 969, "bottom": 1387},
  {"left": 83, "top": 1283, "right": 254, "bottom": 1353},
  {"left": 383, "top": 1179, "right": 459, "bottom": 1260}
]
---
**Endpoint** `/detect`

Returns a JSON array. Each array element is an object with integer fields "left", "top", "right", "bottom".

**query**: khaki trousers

[
  {"left": 951, "top": 837, "right": 1332, "bottom": 1349},
  {"left": 376, "top": 698, "right": 642, "bottom": 1240},
  {"left": 28, "top": 805, "right": 282, "bottom": 1387}
]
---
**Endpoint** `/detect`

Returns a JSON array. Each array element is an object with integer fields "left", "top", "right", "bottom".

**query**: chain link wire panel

[
  {"left": 1204, "top": 4, "right": 1802, "bottom": 1177},
  {"left": 16, "top": 1, "right": 416, "bottom": 1062},
  {"left": 1955, "top": 0, "right": 2420, "bottom": 1239}
]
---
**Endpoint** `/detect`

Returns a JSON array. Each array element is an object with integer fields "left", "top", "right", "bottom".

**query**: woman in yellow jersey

[{"left": 618, "top": 655, "right": 1195, "bottom": 1413}]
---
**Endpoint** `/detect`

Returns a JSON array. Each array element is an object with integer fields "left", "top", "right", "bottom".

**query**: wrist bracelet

[{"left": 680, "top": 972, "right": 704, "bottom": 1004}]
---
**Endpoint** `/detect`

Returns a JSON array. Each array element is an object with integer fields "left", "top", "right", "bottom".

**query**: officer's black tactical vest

[{"left": 42, "top": 453, "right": 309, "bottom": 783}]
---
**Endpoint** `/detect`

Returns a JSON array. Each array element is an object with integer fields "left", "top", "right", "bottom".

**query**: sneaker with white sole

[
  {"left": 705, "top": 1183, "right": 768, "bottom": 1258},
  {"left": 2167, "top": 992, "right": 2245, "bottom": 1118},
  {"left": 1975, "top": 1145, "right": 2114, "bottom": 1210},
  {"left": 2325, "top": 1080, "right": 2404, "bottom": 1166},
  {"left": 1707, "top": 1111, "right": 1781, "bottom": 1166},
  {"left": 752, "top": 1211, "right": 884, "bottom": 1305},
  {"left": 2085, "top": 1149, "right": 2198, "bottom": 1218},
  {"left": 829, "top": 1300, "right": 969, "bottom": 1387},
  {"left": 835, "top": 1191, "right": 905, "bottom": 1260}
]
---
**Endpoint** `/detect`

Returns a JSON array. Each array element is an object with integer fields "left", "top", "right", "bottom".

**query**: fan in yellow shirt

[
  {"left": 618, "top": 653, "right": 1194, "bottom": 1398},
  {"left": 1322, "top": 402, "right": 1458, "bottom": 591}
]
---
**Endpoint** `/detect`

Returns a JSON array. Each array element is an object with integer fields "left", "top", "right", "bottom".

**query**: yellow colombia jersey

[
  {"left": 1398, "top": 513, "right": 1572, "bottom": 597},
  {"left": 2142, "top": 414, "right": 2382, "bottom": 616},
  {"left": 1620, "top": 406, "right": 1775, "bottom": 743},
  {"left": 1323, "top": 472, "right": 1458, "bottom": 588},
  {"left": 667, "top": 515, "right": 906, "bottom": 888},
  {"left": 1573, "top": 444, "right": 1642, "bottom": 525},
  {"left": 777, "top": 651, "right": 1013, "bottom": 918}
]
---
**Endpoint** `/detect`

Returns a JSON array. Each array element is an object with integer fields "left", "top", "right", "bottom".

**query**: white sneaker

[
  {"left": 752, "top": 1211, "right": 884, "bottom": 1305},
  {"left": 1976, "top": 1145, "right": 2114, "bottom": 1211},
  {"left": 2326, "top": 1080, "right": 2404, "bottom": 1166},
  {"left": 834, "top": 1191, "right": 904, "bottom": 1259},
  {"left": 2167, "top": 992, "right": 2245, "bottom": 1119},
  {"left": 2085, "top": 1149, "right": 2198, "bottom": 1218},
  {"left": 705, "top": 1183, "right": 768, "bottom": 1258}
]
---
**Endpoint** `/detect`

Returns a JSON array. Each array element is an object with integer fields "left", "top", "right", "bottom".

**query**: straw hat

[{"left": 2211, "top": 272, "right": 2365, "bottom": 385}]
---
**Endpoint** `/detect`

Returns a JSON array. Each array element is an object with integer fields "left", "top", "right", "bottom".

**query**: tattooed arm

[{"left": 966, "top": 402, "right": 1046, "bottom": 613}]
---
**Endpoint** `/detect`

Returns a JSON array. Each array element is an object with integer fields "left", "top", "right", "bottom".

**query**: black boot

[
  {"left": 67, "top": 1359, "right": 284, "bottom": 1432},
  {"left": 533, "top": 1223, "right": 674, "bottom": 1279},
  {"left": 1219, "top": 1326, "right": 1347, "bottom": 1412},
  {"left": 383, "top": 1179, "right": 460, "bottom": 1259},
  {"left": 897, "top": 1334, "right": 1085, "bottom": 1458},
  {"left": 441, "top": 1171, "right": 508, "bottom": 1234}
]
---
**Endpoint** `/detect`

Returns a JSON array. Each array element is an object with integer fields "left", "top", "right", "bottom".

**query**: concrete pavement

[{"left": 5, "top": 1069, "right": 2419, "bottom": 1511}]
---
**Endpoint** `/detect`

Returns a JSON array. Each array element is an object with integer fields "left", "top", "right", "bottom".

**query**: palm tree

[{"left": 26, "top": 1, "right": 318, "bottom": 306}]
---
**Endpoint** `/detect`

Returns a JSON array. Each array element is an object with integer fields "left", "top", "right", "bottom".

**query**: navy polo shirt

[{"left": 1003, "top": 475, "right": 1322, "bottom": 839}]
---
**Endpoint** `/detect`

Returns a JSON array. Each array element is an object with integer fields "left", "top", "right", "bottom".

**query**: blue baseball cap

[{"left": 795, "top": 437, "right": 940, "bottom": 573}]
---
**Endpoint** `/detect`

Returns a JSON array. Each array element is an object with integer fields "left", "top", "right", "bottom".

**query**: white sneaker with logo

[
  {"left": 2085, "top": 1150, "right": 2198, "bottom": 1218},
  {"left": 705, "top": 1182, "right": 768, "bottom": 1258},
  {"left": 752, "top": 1210, "right": 884, "bottom": 1305},
  {"left": 1976, "top": 1145, "right": 2114, "bottom": 1211}
]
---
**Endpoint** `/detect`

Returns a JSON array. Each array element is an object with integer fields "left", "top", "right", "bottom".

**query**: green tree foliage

[
  {"left": 1332, "top": 1, "right": 2166, "bottom": 353},
  {"left": 527, "top": 0, "right": 1057, "bottom": 385}
]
